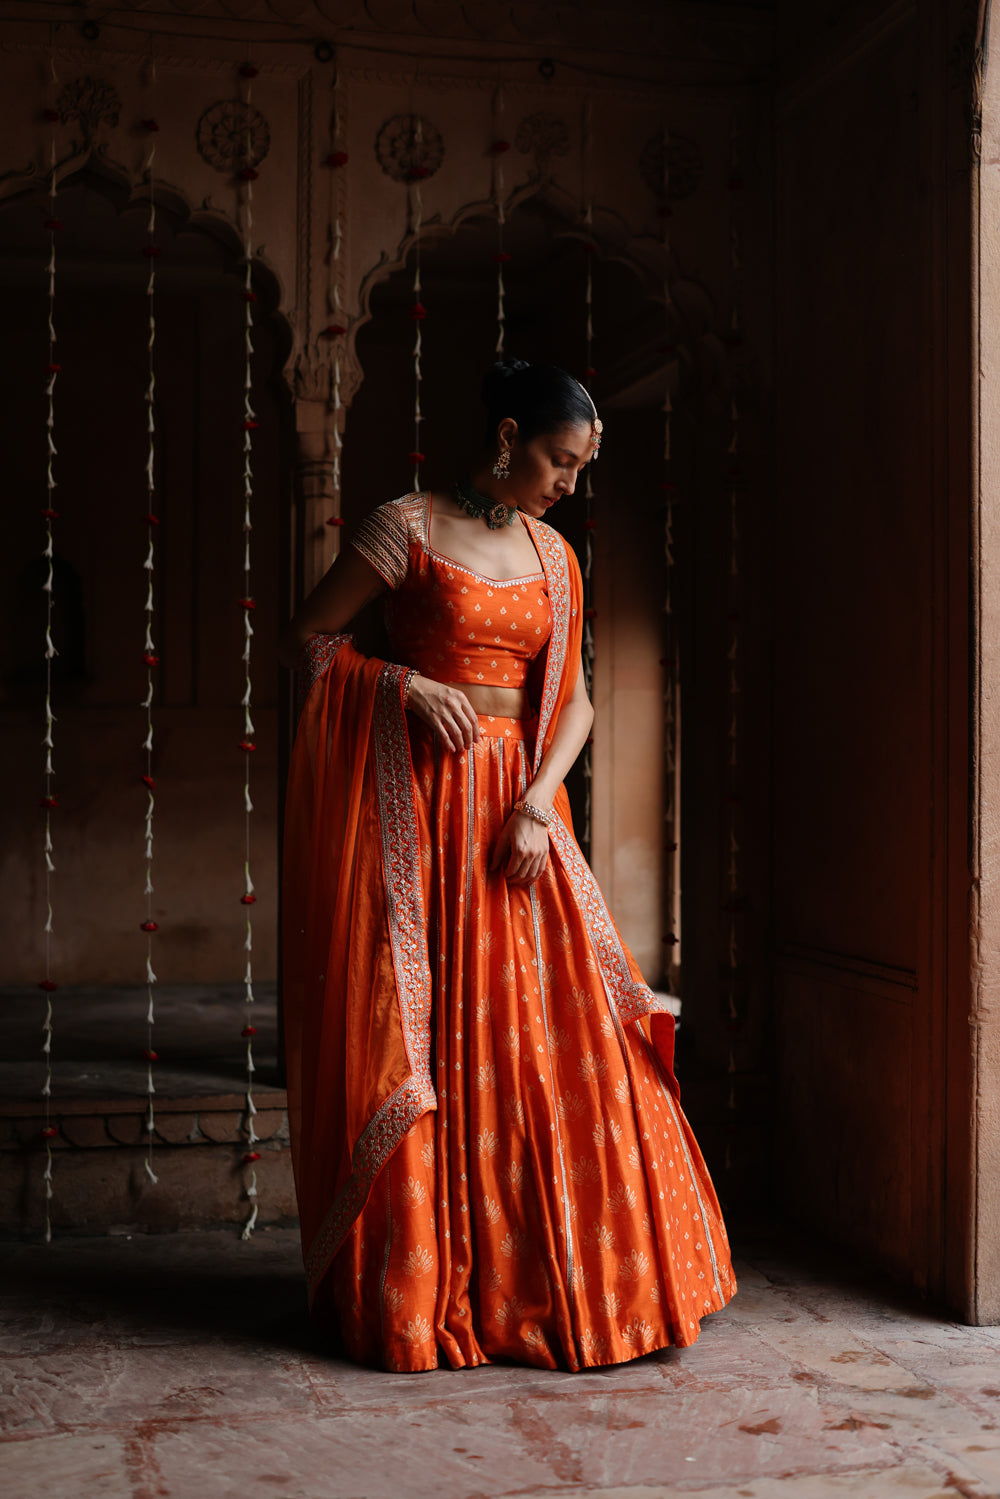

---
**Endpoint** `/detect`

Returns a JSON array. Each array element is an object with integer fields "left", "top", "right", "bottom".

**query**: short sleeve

[{"left": 350, "top": 501, "right": 410, "bottom": 590}]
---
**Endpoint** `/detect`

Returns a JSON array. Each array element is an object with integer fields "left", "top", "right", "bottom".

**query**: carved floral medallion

[
  {"left": 375, "top": 114, "right": 444, "bottom": 183},
  {"left": 639, "top": 133, "right": 703, "bottom": 202},
  {"left": 197, "top": 99, "right": 271, "bottom": 174},
  {"left": 515, "top": 112, "right": 571, "bottom": 175}
]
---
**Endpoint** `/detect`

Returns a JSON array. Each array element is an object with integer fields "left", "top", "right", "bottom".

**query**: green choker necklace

[{"left": 453, "top": 476, "right": 518, "bottom": 530}]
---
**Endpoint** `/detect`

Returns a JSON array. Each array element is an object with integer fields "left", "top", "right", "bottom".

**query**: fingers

[
  {"left": 433, "top": 688, "right": 480, "bottom": 752},
  {"left": 504, "top": 843, "right": 548, "bottom": 887}
]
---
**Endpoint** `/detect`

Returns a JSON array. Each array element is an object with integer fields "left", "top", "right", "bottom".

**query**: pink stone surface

[{"left": 3, "top": 1231, "right": 1000, "bottom": 1499}]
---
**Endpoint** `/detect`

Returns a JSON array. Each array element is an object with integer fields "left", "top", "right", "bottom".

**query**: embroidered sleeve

[{"left": 350, "top": 501, "right": 410, "bottom": 589}]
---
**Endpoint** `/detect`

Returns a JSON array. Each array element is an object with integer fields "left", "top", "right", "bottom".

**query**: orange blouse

[{"left": 351, "top": 492, "right": 553, "bottom": 689}]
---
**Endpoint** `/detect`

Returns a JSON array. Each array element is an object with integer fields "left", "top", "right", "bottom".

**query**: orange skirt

[{"left": 320, "top": 714, "right": 736, "bottom": 1371}]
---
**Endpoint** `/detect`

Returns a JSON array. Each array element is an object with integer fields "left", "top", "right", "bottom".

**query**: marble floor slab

[{"left": 1, "top": 1227, "right": 999, "bottom": 1499}]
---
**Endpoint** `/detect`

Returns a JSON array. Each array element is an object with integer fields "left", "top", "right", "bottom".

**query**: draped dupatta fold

[{"left": 282, "top": 516, "right": 677, "bottom": 1304}]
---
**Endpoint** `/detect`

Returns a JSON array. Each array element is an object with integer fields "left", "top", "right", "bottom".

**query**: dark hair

[{"left": 481, "top": 358, "right": 595, "bottom": 445}]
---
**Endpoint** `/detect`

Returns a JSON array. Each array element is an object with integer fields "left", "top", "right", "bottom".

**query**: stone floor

[{"left": 1, "top": 1226, "right": 999, "bottom": 1499}]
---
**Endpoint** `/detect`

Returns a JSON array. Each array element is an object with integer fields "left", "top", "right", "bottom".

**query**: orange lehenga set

[{"left": 282, "top": 491, "right": 736, "bottom": 1372}]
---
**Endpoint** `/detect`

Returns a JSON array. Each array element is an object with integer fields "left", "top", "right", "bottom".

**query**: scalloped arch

[
  {"left": 342, "top": 174, "right": 723, "bottom": 411},
  {"left": 0, "top": 144, "right": 294, "bottom": 367}
]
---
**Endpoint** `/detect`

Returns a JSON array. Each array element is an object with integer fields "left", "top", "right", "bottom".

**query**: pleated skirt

[{"left": 320, "top": 713, "right": 737, "bottom": 1371}]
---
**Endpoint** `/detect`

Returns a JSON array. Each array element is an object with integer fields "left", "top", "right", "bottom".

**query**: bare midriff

[{"left": 443, "top": 681, "right": 530, "bottom": 718}]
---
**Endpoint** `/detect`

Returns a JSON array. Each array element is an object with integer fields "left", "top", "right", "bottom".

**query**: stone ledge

[{"left": 2, "top": 1140, "right": 297, "bottom": 1235}]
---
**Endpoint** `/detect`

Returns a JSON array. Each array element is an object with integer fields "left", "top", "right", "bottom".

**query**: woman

[{"left": 279, "top": 358, "right": 736, "bottom": 1372}]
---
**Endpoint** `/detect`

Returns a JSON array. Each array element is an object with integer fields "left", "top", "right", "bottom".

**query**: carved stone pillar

[{"left": 294, "top": 402, "right": 339, "bottom": 597}]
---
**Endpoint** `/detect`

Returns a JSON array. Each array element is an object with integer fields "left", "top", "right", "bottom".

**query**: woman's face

[{"left": 503, "top": 420, "right": 594, "bottom": 519}]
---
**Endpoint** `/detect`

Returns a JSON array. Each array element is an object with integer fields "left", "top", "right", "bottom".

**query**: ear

[{"left": 496, "top": 417, "right": 519, "bottom": 448}]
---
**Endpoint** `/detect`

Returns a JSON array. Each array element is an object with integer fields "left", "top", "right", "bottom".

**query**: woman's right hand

[{"left": 406, "top": 675, "right": 481, "bottom": 752}]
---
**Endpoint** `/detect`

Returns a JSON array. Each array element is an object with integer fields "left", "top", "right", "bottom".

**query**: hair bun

[{"left": 481, "top": 357, "right": 530, "bottom": 406}]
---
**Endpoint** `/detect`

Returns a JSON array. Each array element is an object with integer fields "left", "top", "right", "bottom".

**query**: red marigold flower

[
  {"left": 583, "top": 608, "right": 598, "bottom": 620},
  {"left": 238, "top": 597, "right": 257, "bottom": 610},
  {"left": 406, "top": 164, "right": 431, "bottom": 181},
  {"left": 325, "top": 150, "right": 349, "bottom": 168},
  {"left": 46, "top": 363, "right": 62, "bottom": 374},
  {"left": 43, "top": 109, "right": 61, "bottom": 124},
  {"left": 410, "top": 302, "right": 427, "bottom": 321},
  {"left": 142, "top": 245, "right": 160, "bottom": 259},
  {"left": 40, "top": 1124, "right": 59, "bottom": 1138},
  {"left": 239, "top": 64, "right": 259, "bottom": 78},
  {"left": 40, "top": 795, "right": 58, "bottom": 810},
  {"left": 490, "top": 139, "right": 511, "bottom": 154},
  {"left": 243, "top": 1150, "right": 262, "bottom": 1163},
  {"left": 38, "top": 979, "right": 58, "bottom": 992},
  {"left": 241, "top": 419, "right": 259, "bottom": 431},
  {"left": 145, "top": 513, "right": 160, "bottom": 526},
  {"left": 657, "top": 204, "right": 674, "bottom": 218},
  {"left": 142, "top": 775, "right": 155, "bottom": 790},
  {"left": 143, "top": 653, "right": 159, "bottom": 667},
  {"left": 582, "top": 519, "right": 597, "bottom": 530},
  {"left": 142, "top": 1047, "right": 159, "bottom": 1061},
  {"left": 584, "top": 366, "right": 598, "bottom": 378},
  {"left": 407, "top": 451, "right": 426, "bottom": 464},
  {"left": 325, "top": 516, "right": 345, "bottom": 528},
  {"left": 241, "top": 1025, "right": 257, "bottom": 1038},
  {"left": 239, "top": 740, "right": 256, "bottom": 753},
  {"left": 43, "top": 216, "right": 63, "bottom": 230},
  {"left": 493, "top": 251, "right": 511, "bottom": 263},
  {"left": 141, "top": 118, "right": 160, "bottom": 132},
  {"left": 241, "top": 893, "right": 257, "bottom": 905},
  {"left": 140, "top": 921, "right": 159, "bottom": 933},
  {"left": 242, "top": 290, "right": 259, "bottom": 303},
  {"left": 239, "top": 166, "right": 259, "bottom": 182},
  {"left": 321, "top": 323, "right": 346, "bottom": 338},
  {"left": 41, "top": 507, "right": 59, "bottom": 520}
]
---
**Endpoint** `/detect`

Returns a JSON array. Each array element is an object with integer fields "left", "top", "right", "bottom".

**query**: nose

[{"left": 559, "top": 472, "right": 577, "bottom": 496}]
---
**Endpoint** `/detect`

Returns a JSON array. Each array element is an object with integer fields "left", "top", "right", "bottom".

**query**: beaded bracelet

[
  {"left": 513, "top": 798, "right": 552, "bottom": 830},
  {"left": 401, "top": 667, "right": 418, "bottom": 709}
]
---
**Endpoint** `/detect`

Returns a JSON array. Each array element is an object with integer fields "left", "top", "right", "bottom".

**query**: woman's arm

[
  {"left": 278, "top": 545, "right": 482, "bottom": 751},
  {"left": 489, "top": 656, "right": 594, "bottom": 886},
  {"left": 525, "top": 660, "right": 595, "bottom": 813},
  {"left": 277, "top": 547, "right": 387, "bottom": 669}
]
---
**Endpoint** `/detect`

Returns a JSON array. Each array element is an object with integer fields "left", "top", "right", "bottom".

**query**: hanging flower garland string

[
  {"left": 491, "top": 85, "right": 509, "bottom": 357},
  {"left": 38, "top": 72, "right": 62, "bottom": 1240},
  {"left": 322, "top": 52, "right": 347, "bottom": 549},
  {"left": 238, "top": 60, "right": 261, "bottom": 1238},
  {"left": 408, "top": 119, "right": 426, "bottom": 492},
  {"left": 140, "top": 95, "right": 161, "bottom": 1186}
]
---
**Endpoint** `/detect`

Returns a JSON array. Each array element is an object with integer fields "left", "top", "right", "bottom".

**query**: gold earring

[{"left": 492, "top": 445, "right": 511, "bottom": 480}]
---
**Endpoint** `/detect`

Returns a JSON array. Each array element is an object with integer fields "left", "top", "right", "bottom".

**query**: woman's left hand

[{"left": 489, "top": 811, "right": 550, "bottom": 887}]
